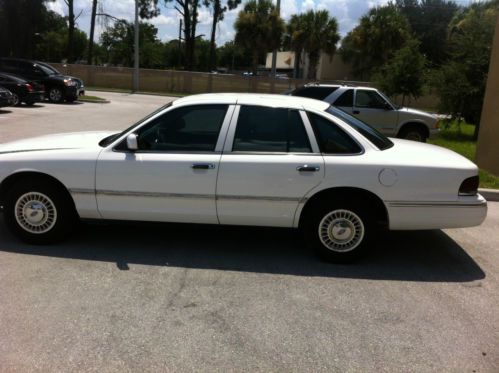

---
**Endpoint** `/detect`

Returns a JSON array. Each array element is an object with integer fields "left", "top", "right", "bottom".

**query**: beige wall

[
  {"left": 476, "top": 15, "right": 499, "bottom": 176},
  {"left": 50, "top": 62, "right": 440, "bottom": 111}
]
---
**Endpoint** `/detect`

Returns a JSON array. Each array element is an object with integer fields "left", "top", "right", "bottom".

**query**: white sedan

[{"left": 0, "top": 94, "right": 487, "bottom": 262}]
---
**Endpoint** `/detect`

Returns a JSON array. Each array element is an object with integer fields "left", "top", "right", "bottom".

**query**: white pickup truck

[{"left": 289, "top": 84, "right": 439, "bottom": 142}]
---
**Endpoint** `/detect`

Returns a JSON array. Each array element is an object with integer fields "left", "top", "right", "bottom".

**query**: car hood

[
  {"left": 0, "top": 131, "right": 115, "bottom": 154},
  {"left": 386, "top": 138, "right": 476, "bottom": 170},
  {"left": 397, "top": 106, "right": 436, "bottom": 119}
]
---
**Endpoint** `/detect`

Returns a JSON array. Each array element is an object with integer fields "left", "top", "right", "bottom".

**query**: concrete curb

[
  {"left": 479, "top": 188, "right": 499, "bottom": 202},
  {"left": 78, "top": 98, "right": 110, "bottom": 104}
]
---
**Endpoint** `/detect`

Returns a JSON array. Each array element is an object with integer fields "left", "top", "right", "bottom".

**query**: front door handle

[
  {"left": 191, "top": 163, "right": 215, "bottom": 170},
  {"left": 297, "top": 165, "right": 320, "bottom": 172},
  {"left": 353, "top": 110, "right": 360, "bottom": 114}
]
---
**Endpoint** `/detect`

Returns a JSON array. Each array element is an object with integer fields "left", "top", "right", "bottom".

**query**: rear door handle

[
  {"left": 191, "top": 163, "right": 215, "bottom": 170},
  {"left": 353, "top": 110, "right": 360, "bottom": 114},
  {"left": 297, "top": 165, "right": 320, "bottom": 172}
]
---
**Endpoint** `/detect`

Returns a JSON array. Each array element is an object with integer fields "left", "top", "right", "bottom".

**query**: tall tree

[
  {"left": 286, "top": 14, "right": 307, "bottom": 78},
  {"left": 204, "top": 0, "right": 241, "bottom": 71},
  {"left": 0, "top": 0, "right": 51, "bottom": 58},
  {"left": 234, "top": 0, "right": 284, "bottom": 75},
  {"left": 164, "top": 0, "right": 202, "bottom": 70},
  {"left": 63, "top": 0, "right": 75, "bottom": 62},
  {"left": 298, "top": 10, "right": 340, "bottom": 79},
  {"left": 432, "top": 1, "right": 498, "bottom": 138},
  {"left": 340, "top": 4, "right": 411, "bottom": 79},
  {"left": 396, "top": 0, "right": 459, "bottom": 66},
  {"left": 87, "top": 0, "right": 98, "bottom": 65}
]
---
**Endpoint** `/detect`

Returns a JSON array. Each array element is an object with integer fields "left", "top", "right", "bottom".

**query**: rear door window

[
  {"left": 308, "top": 112, "right": 362, "bottom": 154},
  {"left": 233, "top": 106, "right": 312, "bottom": 153},
  {"left": 334, "top": 89, "right": 354, "bottom": 107}
]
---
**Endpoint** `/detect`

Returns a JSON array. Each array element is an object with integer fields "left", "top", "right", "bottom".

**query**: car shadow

[
  {"left": 0, "top": 109, "right": 13, "bottom": 114},
  {"left": 16, "top": 104, "right": 45, "bottom": 109},
  {"left": 0, "top": 218, "right": 485, "bottom": 283}
]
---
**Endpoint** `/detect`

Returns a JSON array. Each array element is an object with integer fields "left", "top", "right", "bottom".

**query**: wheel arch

[
  {"left": 396, "top": 121, "right": 430, "bottom": 139},
  {"left": 0, "top": 171, "right": 77, "bottom": 213},
  {"left": 297, "top": 186, "right": 389, "bottom": 229}
]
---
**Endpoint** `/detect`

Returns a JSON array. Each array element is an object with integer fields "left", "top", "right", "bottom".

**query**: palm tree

[
  {"left": 286, "top": 14, "right": 307, "bottom": 78},
  {"left": 299, "top": 10, "right": 340, "bottom": 79},
  {"left": 234, "top": 0, "right": 284, "bottom": 75}
]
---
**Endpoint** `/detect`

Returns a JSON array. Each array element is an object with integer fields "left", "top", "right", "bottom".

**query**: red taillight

[
  {"left": 459, "top": 176, "right": 479, "bottom": 196},
  {"left": 26, "top": 83, "right": 33, "bottom": 92}
]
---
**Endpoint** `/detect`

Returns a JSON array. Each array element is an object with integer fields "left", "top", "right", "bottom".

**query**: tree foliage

[
  {"left": 100, "top": 20, "right": 164, "bottom": 68},
  {"left": 395, "top": 0, "right": 459, "bottom": 66},
  {"left": 373, "top": 38, "right": 426, "bottom": 104},
  {"left": 432, "top": 1, "right": 498, "bottom": 136},
  {"left": 340, "top": 4, "right": 411, "bottom": 79},
  {"left": 294, "top": 10, "right": 340, "bottom": 79},
  {"left": 234, "top": 0, "right": 284, "bottom": 75}
]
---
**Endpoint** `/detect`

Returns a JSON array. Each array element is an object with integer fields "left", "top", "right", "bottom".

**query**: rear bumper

[
  {"left": 387, "top": 194, "right": 487, "bottom": 230},
  {"left": 24, "top": 91, "right": 44, "bottom": 103}
]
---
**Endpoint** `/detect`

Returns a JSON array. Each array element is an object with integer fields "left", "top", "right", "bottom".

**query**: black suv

[{"left": 0, "top": 58, "right": 83, "bottom": 103}]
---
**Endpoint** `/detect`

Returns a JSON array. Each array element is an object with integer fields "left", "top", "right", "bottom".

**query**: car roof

[
  {"left": 303, "top": 83, "right": 378, "bottom": 91},
  {"left": 173, "top": 93, "right": 330, "bottom": 111},
  {"left": 0, "top": 72, "right": 26, "bottom": 83}
]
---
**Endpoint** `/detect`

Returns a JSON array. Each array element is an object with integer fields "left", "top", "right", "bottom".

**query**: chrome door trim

[{"left": 299, "top": 110, "right": 321, "bottom": 153}]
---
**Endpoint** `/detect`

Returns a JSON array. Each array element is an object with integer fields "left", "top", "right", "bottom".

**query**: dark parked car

[
  {"left": 0, "top": 72, "right": 44, "bottom": 106},
  {"left": 36, "top": 61, "right": 85, "bottom": 96},
  {"left": 0, "top": 58, "right": 83, "bottom": 103},
  {"left": 0, "top": 86, "right": 14, "bottom": 108}
]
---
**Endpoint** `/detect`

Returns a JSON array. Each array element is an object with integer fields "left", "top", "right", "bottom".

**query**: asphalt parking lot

[{"left": 0, "top": 92, "right": 498, "bottom": 372}]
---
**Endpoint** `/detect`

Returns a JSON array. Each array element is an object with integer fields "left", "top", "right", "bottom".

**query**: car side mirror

[
  {"left": 383, "top": 102, "right": 392, "bottom": 110},
  {"left": 126, "top": 133, "right": 138, "bottom": 151}
]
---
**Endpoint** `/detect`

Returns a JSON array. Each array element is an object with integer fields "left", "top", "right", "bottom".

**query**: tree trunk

[
  {"left": 67, "top": 0, "right": 75, "bottom": 62},
  {"left": 208, "top": 1, "right": 220, "bottom": 72},
  {"left": 252, "top": 50, "right": 259, "bottom": 76},
  {"left": 308, "top": 52, "right": 319, "bottom": 80},
  {"left": 87, "top": 0, "right": 98, "bottom": 65}
]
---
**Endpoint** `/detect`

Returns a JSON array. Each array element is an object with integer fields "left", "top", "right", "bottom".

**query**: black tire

[
  {"left": 48, "top": 87, "right": 64, "bottom": 103},
  {"left": 303, "top": 200, "right": 374, "bottom": 263},
  {"left": 4, "top": 179, "right": 78, "bottom": 244},
  {"left": 11, "top": 93, "right": 20, "bottom": 106},
  {"left": 398, "top": 124, "right": 427, "bottom": 142},
  {"left": 24, "top": 100, "right": 36, "bottom": 106}
]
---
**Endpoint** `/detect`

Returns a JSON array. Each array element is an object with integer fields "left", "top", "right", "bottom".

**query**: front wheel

[
  {"left": 4, "top": 179, "right": 78, "bottom": 244},
  {"left": 48, "top": 87, "right": 64, "bottom": 103},
  {"left": 304, "top": 203, "right": 373, "bottom": 263},
  {"left": 398, "top": 125, "right": 427, "bottom": 142}
]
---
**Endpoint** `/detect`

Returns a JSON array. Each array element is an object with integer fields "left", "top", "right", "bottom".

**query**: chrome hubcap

[
  {"left": 319, "top": 209, "right": 364, "bottom": 252},
  {"left": 15, "top": 192, "right": 57, "bottom": 234},
  {"left": 12, "top": 94, "right": 19, "bottom": 106}
]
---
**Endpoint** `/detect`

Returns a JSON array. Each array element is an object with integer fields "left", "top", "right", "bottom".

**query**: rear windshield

[{"left": 325, "top": 106, "right": 393, "bottom": 150}]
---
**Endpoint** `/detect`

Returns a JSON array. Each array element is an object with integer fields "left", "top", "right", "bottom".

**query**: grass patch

[
  {"left": 86, "top": 86, "right": 185, "bottom": 97},
  {"left": 429, "top": 121, "right": 499, "bottom": 189}
]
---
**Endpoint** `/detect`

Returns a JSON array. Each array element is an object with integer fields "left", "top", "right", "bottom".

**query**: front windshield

[
  {"left": 38, "top": 63, "right": 60, "bottom": 75},
  {"left": 326, "top": 106, "right": 393, "bottom": 150},
  {"left": 99, "top": 102, "right": 173, "bottom": 147},
  {"left": 35, "top": 64, "right": 57, "bottom": 76}
]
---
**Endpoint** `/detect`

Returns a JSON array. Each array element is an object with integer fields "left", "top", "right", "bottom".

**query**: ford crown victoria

[{"left": 0, "top": 94, "right": 487, "bottom": 262}]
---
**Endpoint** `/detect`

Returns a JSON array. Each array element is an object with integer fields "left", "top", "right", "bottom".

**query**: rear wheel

[
  {"left": 4, "top": 179, "right": 78, "bottom": 244},
  {"left": 304, "top": 201, "right": 373, "bottom": 263}
]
